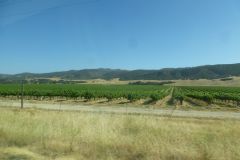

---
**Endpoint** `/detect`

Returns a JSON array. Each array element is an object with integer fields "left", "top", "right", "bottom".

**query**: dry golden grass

[
  {"left": 83, "top": 76, "right": 240, "bottom": 86},
  {"left": 0, "top": 107, "right": 240, "bottom": 160},
  {"left": 171, "top": 77, "right": 240, "bottom": 86}
]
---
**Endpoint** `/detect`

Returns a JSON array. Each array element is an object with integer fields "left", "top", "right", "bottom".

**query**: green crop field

[
  {"left": 0, "top": 84, "right": 171, "bottom": 102},
  {"left": 173, "top": 86, "right": 240, "bottom": 106},
  {"left": 0, "top": 84, "right": 240, "bottom": 108}
]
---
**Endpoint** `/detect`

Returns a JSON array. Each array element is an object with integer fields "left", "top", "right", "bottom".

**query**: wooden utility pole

[{"left": 21, "top": 80, "right": 24, "bottom": 109}]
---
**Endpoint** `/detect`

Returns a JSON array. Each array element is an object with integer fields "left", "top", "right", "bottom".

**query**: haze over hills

[{"left": 0, "top": 63, "right": 240, "bottom": 81}]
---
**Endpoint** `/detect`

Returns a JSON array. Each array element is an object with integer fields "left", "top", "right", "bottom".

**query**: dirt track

[{"left": 0, "top": 100, "right": 240, "bottom": 119}]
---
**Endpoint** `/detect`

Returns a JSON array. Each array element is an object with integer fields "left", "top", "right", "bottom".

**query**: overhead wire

[
  {"left": 0, "top": 0, "right": 32, "bottom": 7},
  {"left": 0, "top": 0, "right": 101, "bottom": 18}
]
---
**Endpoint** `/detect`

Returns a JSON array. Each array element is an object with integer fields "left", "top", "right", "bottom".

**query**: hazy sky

[{"left": 0, "top": 0, "right": 240, "bottom": 74}]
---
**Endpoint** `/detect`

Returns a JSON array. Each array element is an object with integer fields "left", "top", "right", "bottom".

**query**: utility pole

[{"left": 21, "top": 80, "right": 24, "bottom": 109}]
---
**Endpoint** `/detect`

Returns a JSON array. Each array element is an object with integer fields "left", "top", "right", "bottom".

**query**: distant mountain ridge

[{"left": 1, "top": 63, "right": 240, "bottom": 81}]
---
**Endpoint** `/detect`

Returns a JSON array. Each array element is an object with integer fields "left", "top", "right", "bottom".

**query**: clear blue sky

[{"left": 0, "top": 0, "right": 240, "bottom": 74}]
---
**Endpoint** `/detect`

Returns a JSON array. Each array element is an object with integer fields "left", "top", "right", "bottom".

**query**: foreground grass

[{"left": 0, "top": 108, "right": 240, "bottom": 160}]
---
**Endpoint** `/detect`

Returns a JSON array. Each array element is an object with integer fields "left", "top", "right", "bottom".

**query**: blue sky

[{"left": 0, "top": 0, "right": 240, "bottom": 74}]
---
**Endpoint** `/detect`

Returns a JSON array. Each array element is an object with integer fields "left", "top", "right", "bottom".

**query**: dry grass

[
  {"left": 0, "top": 107, "right": 240, "bottom": 160},
  {"left": 83, "top": 76, "right": 240, "bottom": 86},
  {"left": 168, "top": 76, "right": 240, "bottom": 86}
]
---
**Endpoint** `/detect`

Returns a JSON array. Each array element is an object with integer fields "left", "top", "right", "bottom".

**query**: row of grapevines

[
  {"left": 0, "top": 84, "right": 171, "bottom": 101},
  {"left": 173, "top": 86, "right": 240, "bottom": 104}
]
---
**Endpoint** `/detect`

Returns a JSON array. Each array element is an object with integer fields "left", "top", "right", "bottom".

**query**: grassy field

[
  {"left": 84, "top": 77, "right": 240, "bottom": 86},
  {"left": 26, "top": 76, "right": 240, "bottom": 86},
  {"left": 0, "top": 108, "right": 240, "bottom": 160}
]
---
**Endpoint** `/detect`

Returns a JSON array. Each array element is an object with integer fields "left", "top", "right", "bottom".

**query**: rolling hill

[{"left": 1, "top": 63, "right": 240, "bottom": 81}]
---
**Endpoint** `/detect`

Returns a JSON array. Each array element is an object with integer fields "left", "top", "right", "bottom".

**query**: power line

[
  {"left": 0, "top": 0, "right": 32, "bottom": 7},
  {"left": 0, "top": 0, "right": 101, "bottom": 18}
]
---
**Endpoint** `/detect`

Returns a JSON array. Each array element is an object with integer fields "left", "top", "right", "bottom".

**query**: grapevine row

[
  {"left": 0, "top": 84, "right": 171, "bottom": 102},
  {"left": 173, "top": 86, "right": 240, "bottom": 105}
]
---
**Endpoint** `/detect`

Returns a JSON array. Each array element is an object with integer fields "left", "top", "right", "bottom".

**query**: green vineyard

[
  {"left": 0, "top": 84, "right": 171, "bottom": 101},
  {"left": 173, "top": 86, "right": 240, "bottom": 106},
  {"left": 0, "top": 84, "right": 239, "bottom": 106}
]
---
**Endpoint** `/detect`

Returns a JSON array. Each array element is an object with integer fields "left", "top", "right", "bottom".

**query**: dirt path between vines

[{"left": 0, "top": 100, "right": 240, "bottom": 119}]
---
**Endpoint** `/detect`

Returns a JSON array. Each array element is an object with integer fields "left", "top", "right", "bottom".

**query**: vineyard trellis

[
  {"left": 0, "top": 84, "right": 171, "bottom": 102},
  {"left": 173, "top": 86, "right": 240, "bottom": 106},
  {"left": 0, "top": 84, "right": 239, "bottom": 107}
]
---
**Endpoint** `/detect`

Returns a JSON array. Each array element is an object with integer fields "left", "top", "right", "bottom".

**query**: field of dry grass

[
  {"left": 82, "top": 76, "right": 240, "bottom": 86},
  {"left": 171, "top": 77, "right": 240, "bottom": 86},
  {"left": 0, "top": 107, "right": 240, "bottom": 160}
]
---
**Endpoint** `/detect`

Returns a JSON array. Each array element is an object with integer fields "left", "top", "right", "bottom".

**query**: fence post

[{"left": 21, "top": 80, "right": 24, "bottom": 109}]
